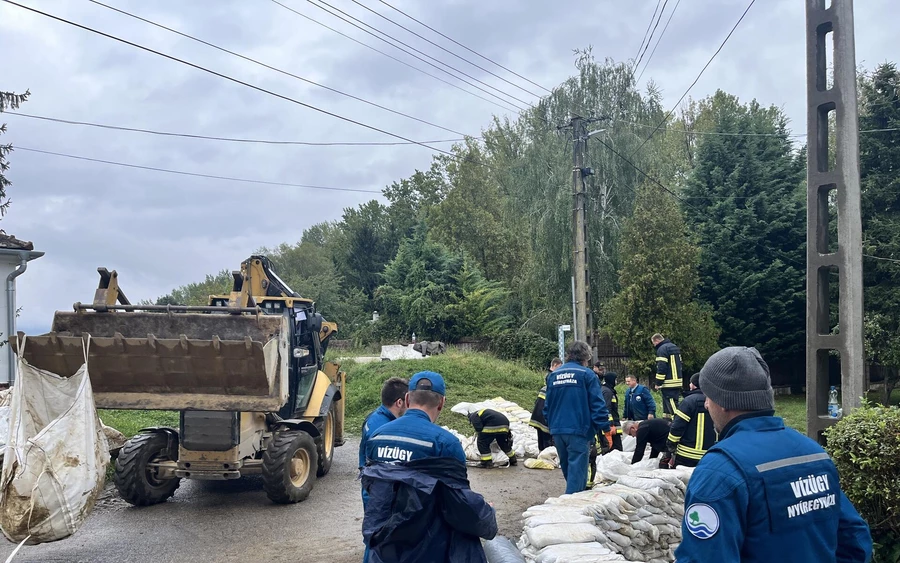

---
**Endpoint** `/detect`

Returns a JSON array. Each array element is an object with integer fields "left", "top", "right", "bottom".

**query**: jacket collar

[
  {"left": 654, "top": 338, "right": 671, "bottom": 352},
  {"left": 362, "top": 456, "right": 470, "bottom": 489},
  {"left": 684, "top": 389, "right": 703, "bottom": 398},
  {"left": 403, "top": 408, "right": 433, "bottom": 422},
  {"left": 719, "top": 410, "right": 780, "bottom": 440},
  {"left": 376, "top": 404, "right": 397, "bottom": 421}
]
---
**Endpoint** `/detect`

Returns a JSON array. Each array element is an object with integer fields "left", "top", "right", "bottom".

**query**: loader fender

[
  {"left": 137, "top": 426, "right": 179, "bottom": 457},
  {"left": 317, "top": 383, "right": 339, "bottom": 418},
  {"left": 271, "top": 419, "right": 320, "bottom": 438}
]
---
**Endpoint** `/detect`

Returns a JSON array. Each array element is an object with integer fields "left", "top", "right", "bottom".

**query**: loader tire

[
  {"left": 263, "top": 430, "right": 318, "bottom": 504},
  {"left": 114, "top": 432, "right": 181, "bottom": 506},
  {"left": 315, "top": 405, "right": 336, "bottom": 477}
]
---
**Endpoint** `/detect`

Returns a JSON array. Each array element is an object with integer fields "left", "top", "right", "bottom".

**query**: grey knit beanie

[{"left": 699, "top": 346, "right": 775, "bottom": 411}]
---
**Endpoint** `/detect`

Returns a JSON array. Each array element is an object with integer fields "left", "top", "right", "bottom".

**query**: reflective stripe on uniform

[
  {"left": 529, "top": 420, "right": 549, "bottom": 433},
  {"left": 676, "top": 444, "right": 706, "bottom": 460},
  {"left": 670, "top": 355, "right": 679, "bottom": 382},
  {"left": 482, "top": 426, "right": 510, "bottom": 433},
  {"left": 656, "top": 356, "right": 668, "bottom": 362},
  {"left": 755, "top": 452, "right": 831, "bottom": 473},
  {"left": 668, "top": 432, "right": 682, "bottom": 444},
  {"left": 371, "top": 435, "right": 434, "bottom": 448},
  {"left": 674, "top": 408, "right": 691, "bottom": 422},
  {"left": 537, "top": 392, "right": 546, "bottom": 400},
  {"left": 695, "top": 413, "right": 706, "bottom": 452}
]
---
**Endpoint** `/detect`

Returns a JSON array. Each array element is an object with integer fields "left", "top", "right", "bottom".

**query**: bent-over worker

[
  {"left": 624, "top": 418, "right": 671, "bottom": 465},
  {"left": 468, "top": 408, "right": 517, "bottom": 468}
]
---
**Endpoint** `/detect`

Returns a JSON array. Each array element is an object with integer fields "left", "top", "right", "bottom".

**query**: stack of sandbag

[
  {"left": 523, "top": 447, "right": 559, "bottom": 470},
  {"left": 517, "top": 451, "right": 696, "bottom": 563},
  {"left": 448, "top": 397, "right": 541, "bottom": 462}
]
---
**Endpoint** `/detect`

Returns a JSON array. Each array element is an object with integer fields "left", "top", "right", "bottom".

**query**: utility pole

[
  {"left": 805, "top": 0, "right": 865, "bottom": 443},
  {"left": 570, "top": 115, "right": 592, "bottom": 350}
]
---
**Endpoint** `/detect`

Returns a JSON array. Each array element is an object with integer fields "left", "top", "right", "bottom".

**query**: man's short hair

[
  {"left": 407, "top": 389, "right": 443, "bottom": 409},
  {"left": 623, "top": 420, "right": 639, "bottom": 435},
  {"left": 593, "top": 360, "right": 605, "bottom": 369},
  {"left": 651, "top": 333, "right": 664, "bottom": 342},
  {"left": 381, "top": 377, "right": 409, "bottom": 406},
  {"left": 550, "top": 357, "right": 563, "bottom": 368},
  {"left": 625, "top": 374, "right": 637, "bottom": 381},
  {"left": 565, "top": 341, "right": 592, "bottom": 364}
]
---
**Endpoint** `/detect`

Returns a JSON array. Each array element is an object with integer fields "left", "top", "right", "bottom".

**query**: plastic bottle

[
  {"left": 411, "top": 332, "right": 416, "bottom": 344},
  {"left": 828, "top": 386, "right": 840, "bottom": 417}
]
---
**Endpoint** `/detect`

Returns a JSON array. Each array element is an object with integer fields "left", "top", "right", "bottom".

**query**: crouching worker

[
  {"left": 624, "top": 418, "right": 671, "bottom": 466},
  {"left": 362, "top": 371, "right": 498, "bottom": 563},
  {"left": 468, "top": 408, "right": 517, "bottom": 468}
]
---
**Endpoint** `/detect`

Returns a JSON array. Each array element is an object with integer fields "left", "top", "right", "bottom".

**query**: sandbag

[
  {"left": 524, "top": 523, "right": 605, "bottom": 550},
  {"left": 483, "top": 535, "right": 526, "bottom": 563},
  {"left": 0, "top": 336, "right": 109, "bottom": 544},
  {"left": 524, "top": 458, "right": 557, "bottom": 470}
]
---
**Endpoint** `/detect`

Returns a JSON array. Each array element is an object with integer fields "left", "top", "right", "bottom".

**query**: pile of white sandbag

[
  {"left": 446, "top": 397, "right": 542, "bottom": 463},
  {"left": 517, "top": 450, "right": 695, "bottom": 563}
]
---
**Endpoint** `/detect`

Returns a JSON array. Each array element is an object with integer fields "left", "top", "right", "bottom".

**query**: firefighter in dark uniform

[
  {"left": 599, "top": 369, "right": 623, "bottom": 452},
  {"left": 652, "top": 333, "right": 683, "bottom": 419},
  {"left": 624, "top": 418, "right": 671, "bottom": 466},
  {"left": 468, "top": 408, "right": 517, "bottom": 468},
  {"left": 666, "top": 373, "right": 717, "bottom": 467},
  {"left": 529, "top": 357, "right": 561, "bottom": 451}
]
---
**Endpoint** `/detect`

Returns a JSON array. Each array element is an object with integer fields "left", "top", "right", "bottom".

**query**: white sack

[
  {"left": 0, "top": 337, "right": 110, "bottom": 544},
  {"left": 524, "top": 523, "right": 605, "bottom": 550}
]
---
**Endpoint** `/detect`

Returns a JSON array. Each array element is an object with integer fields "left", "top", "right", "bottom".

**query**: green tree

[
  {"left": 429, "top": 140, "right": 526, "bottom": 285},
  {"left": 156, "top": 270, "right": 233, "bottom": 306},
  {"left": 603, "top": 182, "right": 720, "bottom": 375},
  {"left": 682, "top": 91, "right": 806, "bottom": 363},
  {"left": 859, "top": 62, "right": 900, "bottom": 404},
  {"left": 332, "top": 200, "right": 400, "bottom": 300},
  {"left": 0, "top": 89, "right": 29, "bottom": 216}
]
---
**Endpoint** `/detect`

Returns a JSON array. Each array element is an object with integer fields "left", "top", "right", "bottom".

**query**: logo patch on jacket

[
  {"left": 685, "top": 503, "right": 719, "bottom": 539},
  {"left": 636, "top": 396, "right": 642, "bottom": 401}
]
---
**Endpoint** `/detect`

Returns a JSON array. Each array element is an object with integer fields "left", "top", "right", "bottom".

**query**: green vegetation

[
  {"left": 344, "top": 350, "right": 544, "bottom": 435},
  {"left": 99, "top": 409, "right": 179, "bottom": 439},
  {"left": 825, "top": 402, "right": 900, "bottom": 563}
]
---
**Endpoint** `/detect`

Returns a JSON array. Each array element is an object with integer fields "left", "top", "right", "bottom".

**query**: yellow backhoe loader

[{"left": 11, "top": 256, "right": 346, "bottom": 505}]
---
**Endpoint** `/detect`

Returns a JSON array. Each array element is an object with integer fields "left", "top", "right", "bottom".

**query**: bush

[
  {"left": 490, "top": 329, "right": 558, "bottom": 371},
  {"left": 824, "top": 401, "right": 900, "bottom": 562}
]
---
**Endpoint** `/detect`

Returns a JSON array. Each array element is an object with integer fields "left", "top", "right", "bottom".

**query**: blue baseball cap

[{"left": 408, "top": 371, "right": 446, "bottom": 396}]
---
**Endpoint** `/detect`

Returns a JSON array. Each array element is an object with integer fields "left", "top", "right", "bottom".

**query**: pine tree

[
  {"left": 603, "top": 182, "right": 720, "bottom": 375},
  {"left": 0, "top": 89, "right": 30, "bottom": 216},
  {"left": 859, "top": 62, "right": 900, "bottom": 404},
  {"left": 682, "top": 91, "right": 806, "bottom": 363}
]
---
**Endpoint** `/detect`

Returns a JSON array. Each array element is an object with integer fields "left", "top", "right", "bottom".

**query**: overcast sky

[{"left": 0, "top": 0, "right": 894, "bottom": 334}]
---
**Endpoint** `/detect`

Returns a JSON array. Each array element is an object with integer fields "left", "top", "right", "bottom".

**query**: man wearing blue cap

[{"left": 361, "top": 371, "right": 497, "bottom": 563}]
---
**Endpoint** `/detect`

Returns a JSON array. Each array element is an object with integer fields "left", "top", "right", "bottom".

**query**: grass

[
  {"left": 343, "top": 349, "right": 545, "bottom": 435},
  {"left": 99, "top": 409, "right": 179, "bottom": 438}
]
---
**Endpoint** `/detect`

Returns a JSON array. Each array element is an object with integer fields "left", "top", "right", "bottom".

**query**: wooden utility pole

[{"left": 571, "top": 115, "right": 592, "bottom": 349}]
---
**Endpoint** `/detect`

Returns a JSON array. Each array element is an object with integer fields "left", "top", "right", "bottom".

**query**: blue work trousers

[
  {"left": 361, "top": 486, "right": 370, "bottom": 562},
  {"left": 554, "top": 433, "right": 590, "bottom": 494}
]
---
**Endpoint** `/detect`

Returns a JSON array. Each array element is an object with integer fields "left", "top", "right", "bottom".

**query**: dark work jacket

[
  {"left": 467, "top": 408, "right": 510, "bottom": 434},
  {"left": 529, "top": 383, "right": 549, "bottom": 433},
  {"left": 666, "top": 389, "right": 717, "bottom": 461},
  {"left": 601, "top": 382, "right": 621, "bottom": 427},
  {"left": 632, "top": 418, "right": 671, "bottom": 464},
  {"left": 361, "top": 457, "right": 498, "bottom": 563},
  {"left": 654, "top": 339, "right": 683, "bottom": 389}
]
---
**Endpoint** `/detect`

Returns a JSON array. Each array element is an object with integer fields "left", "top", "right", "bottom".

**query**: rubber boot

[
  {"left": 479, "top": 460, "right": 492, "bottom": 469},
  {"left": 506, "top": 454, "right": 517, "bottom": 466}
]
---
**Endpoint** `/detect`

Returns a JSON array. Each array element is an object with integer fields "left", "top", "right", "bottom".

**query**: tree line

[{"left": 152, "top": 52, "right": 900, "bottom": 395}]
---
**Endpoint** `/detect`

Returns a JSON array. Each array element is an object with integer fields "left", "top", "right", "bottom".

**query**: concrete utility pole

[
  {"left": 570, "top": 115, "right": 593, "bottom": 350},
  {"left": 805, "top": 0, "right": 865, "bottom": 443}
]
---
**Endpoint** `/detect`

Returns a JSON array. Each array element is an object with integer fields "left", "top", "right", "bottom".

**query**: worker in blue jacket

[
  {"left": 543, "top": 340, "right": 610, "bottom": 494},
  {"left": 358, "top": 377, "right": 408, "bottom": 562},
  {"left": 363, "top": 371, "right": 496, "bottom": 562},
  {"left": 675, "top": 347, "right": 872, "bottom": 563},
  {"left": 623, "top": 374, "right": 656, "bottom": 421}
]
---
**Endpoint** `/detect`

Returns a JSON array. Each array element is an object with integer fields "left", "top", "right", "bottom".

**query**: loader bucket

[{"left": 11, "top": 311, "right": 290, "bottom": 412}]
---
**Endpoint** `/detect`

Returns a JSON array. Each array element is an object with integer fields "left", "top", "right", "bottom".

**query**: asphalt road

[{"left": 0, "top": 437, "right": 564, "bottom": 563}]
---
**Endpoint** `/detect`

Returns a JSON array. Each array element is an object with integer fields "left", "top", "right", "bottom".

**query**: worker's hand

[
  {"left": 668, "top": 456, "right": 676, "bottom": 469},
  {"left": 648, "top": 413, "right": 655, "bottom": 419}
]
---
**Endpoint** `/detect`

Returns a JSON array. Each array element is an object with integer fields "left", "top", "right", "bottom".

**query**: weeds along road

[{"left": 0, "top": 437, "right": 564, "bottom": 563}]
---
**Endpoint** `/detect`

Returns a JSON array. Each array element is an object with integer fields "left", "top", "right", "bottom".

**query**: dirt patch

[{"left": 468, "top": 464, "right": 565, "bottom": 540}]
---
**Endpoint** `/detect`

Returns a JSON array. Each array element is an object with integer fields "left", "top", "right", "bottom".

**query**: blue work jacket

[
  {"left": 675, "top": 412, "right": 872, "bottom": 563},
  {"left": 623, "top": 384, "right": 656, "bottom": 420},
  {"left": 358, "top": 405, "right": 397, "bottom": 469},
  {"left": 542, "top": 361, "right": 609, "bottom": 438},
  {"left": 366, "top": 408, "right": 466, "bottom": 464}
]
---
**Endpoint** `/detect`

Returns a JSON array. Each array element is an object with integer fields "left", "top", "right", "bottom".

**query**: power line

[
  {"left": 590, "top": 134, "right": 808, "bottom": 272},
  {"left": 631, "top": 0, "right": 757, "bottom": 157},
  {"left": 348, "top": 0, "right": 543, "bottom": 100},
  {"left": 267, "top": 0, "right": 520, "bottom": 114},
  {"left": 5, "top": 112, "right": 465, "bottom": 146},
  {"left": 2, "top": 0, "right": 464, "bottom": 160},
  {"left": 634, "top": 0, "right": 669, "bottom": 76},
  {"left": 376, "top": 0, "right": 552, "bottom": 94},
  {"left": 632, "top": 0, "right": 663, "bottom": 72},
  {"left": 635, "top": 0, "right": 682, "bottom": 83},
  {"left": 15, "top": 146, "right": 382, "bottom": 194},
  {"left": 863, "top": 254, "right": 900, "bottom": 265},
  {"left": 304, "top": 0, "right": 531, "bottom": 110},
  {"left": 87, "top": 0, "right": 468, "bottom": 138},
  {"left": 622, "top": 118, "right": 900, "bottom": 138}
]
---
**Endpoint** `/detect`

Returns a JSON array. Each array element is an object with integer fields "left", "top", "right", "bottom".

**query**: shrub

[
  {"left": 490, "top": 329, "right": 558, "bottom": 371},
  {"left": 824, "top": 401, "right": 900, "bottom": 562}
]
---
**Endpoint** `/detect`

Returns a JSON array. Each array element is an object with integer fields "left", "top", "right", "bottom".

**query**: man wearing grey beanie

[{"left": 675, "top": 346, "right": 872, "bottom": 563}]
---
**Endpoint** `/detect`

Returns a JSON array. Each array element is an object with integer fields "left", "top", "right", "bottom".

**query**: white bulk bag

[{"left": 0, "top": 336, "right": 110, "bottom": 544}]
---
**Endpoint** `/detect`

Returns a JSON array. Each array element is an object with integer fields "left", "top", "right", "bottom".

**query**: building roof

[{"left": 0, "top": 231, "right": 34, "bottom": 251}]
